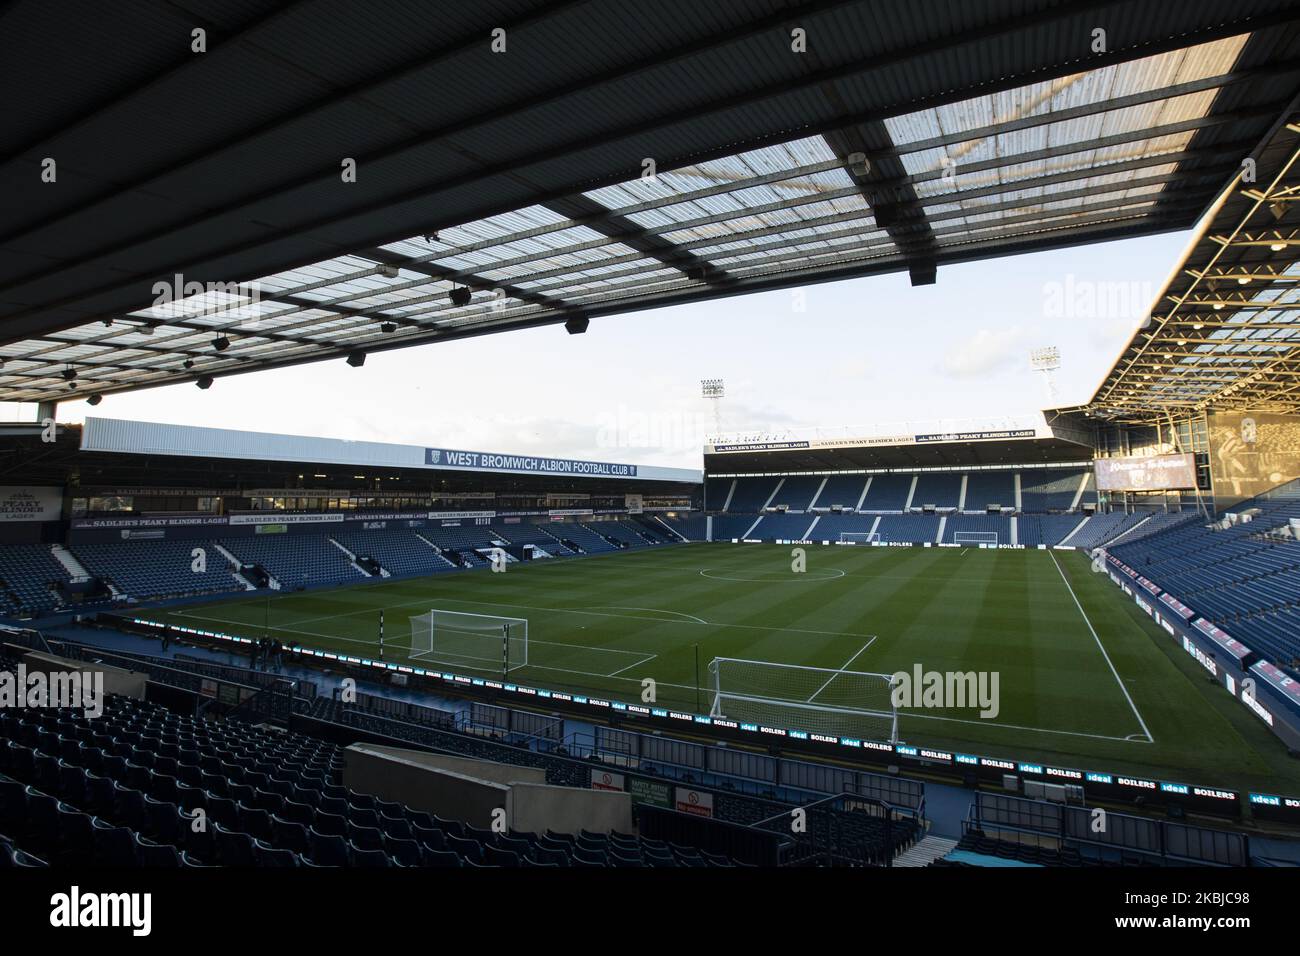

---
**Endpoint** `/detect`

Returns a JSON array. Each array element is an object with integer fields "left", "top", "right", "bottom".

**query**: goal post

[
  {"left": 408, "top": 609, "right": 528, "bottom": 675},
  {"left": 953, "top": 531, "right": 998, "bottom": 546},
  {"left": 838, "top": 531, "right": 881, "bottom": 544},
  {"left": 708, "top": 656, "right": 899, "bottom": 743}
]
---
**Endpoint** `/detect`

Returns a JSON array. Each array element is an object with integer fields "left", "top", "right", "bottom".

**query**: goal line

[
  {"left": 708, "top": 656, "right": 899, "bottom": 743},
  {"left": 409, "top": 608, "right": 529, "bottom": 675}
]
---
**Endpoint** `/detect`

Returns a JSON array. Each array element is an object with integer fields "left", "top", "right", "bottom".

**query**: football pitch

[{"left": 150, "top": 543, "right": 1300, "bottom": 795}]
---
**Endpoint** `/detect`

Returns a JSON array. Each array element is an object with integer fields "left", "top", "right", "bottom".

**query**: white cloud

[{"left": 941, "top": 326, "right": 1027, "bottom": 379}]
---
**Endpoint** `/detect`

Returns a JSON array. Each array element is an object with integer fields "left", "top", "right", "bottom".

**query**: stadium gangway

[{"left": 747, "top": 791, "right": 918, "bottom": 867}]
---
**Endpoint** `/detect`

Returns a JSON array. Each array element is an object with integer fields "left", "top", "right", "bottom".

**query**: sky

[{"left": 12, "top": 230, "right": 1188, "bottom": 470}]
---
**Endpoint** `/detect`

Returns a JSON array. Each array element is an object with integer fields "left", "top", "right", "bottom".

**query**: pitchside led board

[{"left": 1094, "top": 454, "right": 1197, "bottom": 493}]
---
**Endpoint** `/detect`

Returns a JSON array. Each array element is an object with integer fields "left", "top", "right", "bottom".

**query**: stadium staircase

[
  {"left": 49, "top": 544, "right": 92, "bottom": 584},
  {"left": 893, "top": 834, "right": 958, "bottom": 867}
]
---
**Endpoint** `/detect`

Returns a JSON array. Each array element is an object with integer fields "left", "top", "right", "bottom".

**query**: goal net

[
  {"left": 408, "top": 609, "right": 528, "bottom": 674},
  {"left": 708, "top": 657, "right": 898, "bottom": 743},
  {"left": 838, "top": 532, "right": 881, "bottom": 544},
  {"left": 953, "top": 531, "right": 998, "bottom": 546}
]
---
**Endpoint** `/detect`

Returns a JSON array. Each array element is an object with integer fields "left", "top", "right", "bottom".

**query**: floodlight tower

[
  {"left": 701, "top": 378, "right": 725, "bottom": 441},
  {"left": 1029, "top": 347, "right": 1061, "bottom": 404}
]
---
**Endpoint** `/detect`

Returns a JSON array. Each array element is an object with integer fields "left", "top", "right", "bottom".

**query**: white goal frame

[
  {"left": 708, "top": 656, "right": 899, "bottom": 743},
  {"left": 953, "top": 531, "right": 999, "bottom": 546},
  {"left": 838, "top": 531, "right": 881, "bottom": 544},
  {"left": 408, "top": 609, "right": 529, "bottom": 675}
]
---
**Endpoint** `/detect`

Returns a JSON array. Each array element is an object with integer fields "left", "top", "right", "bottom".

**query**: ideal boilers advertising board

[{"left": 0, "top": 487, "right": 62, "bottom": 523}]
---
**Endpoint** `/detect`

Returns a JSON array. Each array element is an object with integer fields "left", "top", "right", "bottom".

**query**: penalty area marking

[
  {"left": 579, "top": 606, "right": 708, "bottom": 625},
  {"left": 806, "top": 637, "right": 878, "bottom": 703}
]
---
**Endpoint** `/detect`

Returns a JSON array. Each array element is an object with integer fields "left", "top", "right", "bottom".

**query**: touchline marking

[
  {"left": 175, "top": 594, "right": 880, "bottom": 642},
  {"left": 1050, "top": 550, "right": 1153, "bottom": 743},
  {"left": 806, "top": 638, "right": 878, "bottom": 703},
  {"left": 900, "top": 709, "right": 1152, "bottom": 744}
]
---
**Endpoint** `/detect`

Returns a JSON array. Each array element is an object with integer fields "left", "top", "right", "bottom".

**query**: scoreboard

[{"left": 1094, "top": 453, "right": 1197, "bottom": 492}]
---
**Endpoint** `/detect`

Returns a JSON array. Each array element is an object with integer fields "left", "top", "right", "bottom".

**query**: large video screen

[
  {"left": 1094, "top": 453, "right": 1197, "bottom": 492},
  {"left": 1208, "top": 410, "right": 1300, "bottom": 511}
]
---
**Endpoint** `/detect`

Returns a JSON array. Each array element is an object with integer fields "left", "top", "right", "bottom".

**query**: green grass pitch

[{"left": 149, "top": 543, "right": 1300, "bottom": 796}]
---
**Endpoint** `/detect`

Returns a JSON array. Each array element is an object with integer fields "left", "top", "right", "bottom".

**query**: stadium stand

[
  {"left": 710, "top": 515, "right": 761, "bottom": 540},
  {"left": 1018, "top": 515, "right": 1086, "bottom": 547},
  {"left": 766, "top": 475, "right": 824, "bottom": 512},
  {"left": 0, "top": 545, "right": 72, "bottom": 617},
  {"left": 751, "top": 513, "right": 818, "bottom": 541},
  {"left": 704, "top": 477, "right": 734, "bottom": 511},
  {"left": 809, "top": 475, "right": 867, "bottom": 511},
  {"left": 1020, "top": 468, "right": 1091, "bottom": 512},
  {"left": 1109, "top": 504, "right": 1300, "bottom": 669},
  {"left": 860, "top": 474, "right": 914, "bottom": 512},
  {"left": 71, "top": 540, "right": 246, "bottom": 601},
  {"left": 875, "top": 515, "right": 941, "bottom": 544},
  {"left": 549, "top": 523, "right": 619, "bottom": 555},
  {"left": 911, "top": 473, "right": 962, "bottom": 510},
  {"left": 962, "top": 472, "right": 1017, "bottom": 510},
  {"left": 656, "top": 516, "right": 709, "bottom": 541},
  {"left": 220, "top": 535, "right": 366, "bottom": 591},
  {"left": 725, "top": 477, "right": 780, "bottom": 513},
  {"left": 489, "top": 523, "right": 572, "bottom": 557},
  {"left": 0, "top": 628, "right": 926, "bottom": 868},
  {"left": 803, "top": 513, "right": 877, "bottom": 540},
  {"left": 332, "top": 531, "right": 458, "bottom": 577},
  {"left": 417, "top": 525, "right": 501, "bottom": 567}
]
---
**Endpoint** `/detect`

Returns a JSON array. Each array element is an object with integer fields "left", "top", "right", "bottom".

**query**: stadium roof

[
  {"left": 1069, "top": 108, "right": 1300, "bottom": 422},
  {"left": 2, "top": 1, "right": 1300, "bottom": 404},
  {"left": 703, "top": 415, "right": 1094, "bottom": 471},
  {"left": 76, "top": 417, "right": 701, "bottom": 484},
  {"left": 0, "top": 417, "right": 700, "bottom": 490}
]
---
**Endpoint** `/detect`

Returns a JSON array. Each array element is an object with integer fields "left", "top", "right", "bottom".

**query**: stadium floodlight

[
  {"left": 409, "top": 609, "right": 528, "bottom": 676},
  {"left": 196, "top": 375, "right": 214, "bottom": 390},
  {"left": 449, "top": 286, "right": 472, "bottom": 307},
  {"left": 346, "top": 350, "right": 366, "bottom": 368},
  {"left": 212, "top": 335, "right": 230, "bottom": 352},
  {"left": 61, "top": 367, "right": 77, "bottom": 381},
  {"left": 708, "top": 657, "right": 898, "bottom": 743},
  {"left": 1029, "top": 346, "right": 1061, "bottom": 371},
  {"left": 86, "top": 394, "right": 102, "bottom": 406},
  {"left": 700, "top": 378, "right": 725, "bottom": 399},
  {"left": 565, "top": 314, "right": 589, "bottom": 335},
  {"left": 1030, "top": 346, "right": 1061, "bottom": 403}
]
